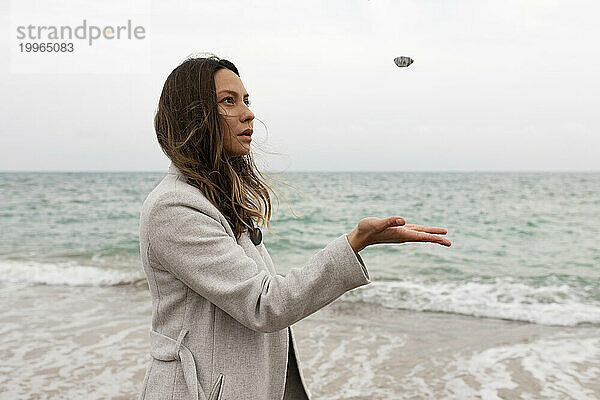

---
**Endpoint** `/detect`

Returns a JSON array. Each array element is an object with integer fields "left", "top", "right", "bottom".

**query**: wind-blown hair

[{"left": 154, "top": 54, "right": 282, "bottom": 240}]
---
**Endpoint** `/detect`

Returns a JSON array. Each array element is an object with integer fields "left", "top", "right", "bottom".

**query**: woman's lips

[{"left": 238, "top": 134, "right": 252, "bottom": 141}]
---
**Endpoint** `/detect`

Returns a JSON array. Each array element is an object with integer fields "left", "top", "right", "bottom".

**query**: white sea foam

[
  {"left": 0, "top": 260, "right": 145, "bottom": 286},
  {"left": 439, "top": 333, "right": 600, "bottom": 400},
  {"left": 3, "top": 258, "right": 599, "bottom": 327},
  {"left": 342, "top": 278, "right": 600, "bottom": 326}
]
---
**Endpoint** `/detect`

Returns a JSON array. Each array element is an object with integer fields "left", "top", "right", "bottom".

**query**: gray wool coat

[{"left": 137, "top": 162, "right": 372, "bottom": 400}]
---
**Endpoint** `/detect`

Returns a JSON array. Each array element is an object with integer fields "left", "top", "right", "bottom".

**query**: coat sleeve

[{"left": 147, "top": 192, "right": 371, "bottom": 333}]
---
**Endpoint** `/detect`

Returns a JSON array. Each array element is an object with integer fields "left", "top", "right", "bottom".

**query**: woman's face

[{"left": 214, "top": 68, "right": 255, "bottom": 157}]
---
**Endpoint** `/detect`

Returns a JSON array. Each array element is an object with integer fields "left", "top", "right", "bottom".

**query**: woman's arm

[{"left": 147, "top": 192, "right": 370, "bottom": 334}]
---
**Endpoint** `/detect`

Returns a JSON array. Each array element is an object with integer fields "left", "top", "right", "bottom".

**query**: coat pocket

[{"left": 208, "top": 373, "right": 225, "bottom": 400}]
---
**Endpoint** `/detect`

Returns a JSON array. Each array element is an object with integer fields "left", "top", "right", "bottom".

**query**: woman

[{"left": 138, "top": 55, "right": 451, "bottom": 400}]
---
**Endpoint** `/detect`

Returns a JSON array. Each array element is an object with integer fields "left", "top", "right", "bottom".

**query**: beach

[
  {"left": 1, "top": 170, "right": 599, "bottom": 399},
  {"left": 1, "top": 281, "right": 598, "bottom": 400}
]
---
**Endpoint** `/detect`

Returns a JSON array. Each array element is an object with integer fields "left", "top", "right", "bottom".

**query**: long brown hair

[{"left": 154, "top": 54, "right": 286, "bottom": 240}]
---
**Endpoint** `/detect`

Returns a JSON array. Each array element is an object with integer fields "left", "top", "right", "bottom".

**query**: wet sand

[{"left": 0, "top": 282, "right": 598, "bottom": 399}]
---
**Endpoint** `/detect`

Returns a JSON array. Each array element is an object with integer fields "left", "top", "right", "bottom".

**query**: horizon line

[{"left": 1, "top": 169, "right": 599, "bottom": 173}]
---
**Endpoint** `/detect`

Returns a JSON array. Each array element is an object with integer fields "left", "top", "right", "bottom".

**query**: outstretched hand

[{"left": 347, "top": 216, "right": 451, "bottom": 253}]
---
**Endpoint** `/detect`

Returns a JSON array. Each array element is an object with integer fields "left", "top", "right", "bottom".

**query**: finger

[
  {"left": 404, "top": 224, "right": 448, "bottom": 234},
  {"left": 404, "top": 229, "right": 452, "bottom": 246},
  {"left": 403, "top": 224, "right": 447, "bottom": 235}
]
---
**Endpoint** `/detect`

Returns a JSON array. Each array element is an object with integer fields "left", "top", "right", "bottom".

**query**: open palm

[{"left": 348, "top": 216, "right": 451, "bottom": 252}]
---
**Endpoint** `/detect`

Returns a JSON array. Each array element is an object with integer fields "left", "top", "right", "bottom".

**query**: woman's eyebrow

[{"left": 218, "top": 89, "right": 249, "bottom": 97}]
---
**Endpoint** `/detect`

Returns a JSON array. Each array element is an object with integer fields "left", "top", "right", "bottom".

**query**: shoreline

[
  {"left": 0, "top": 283, "right": 598, "bottom": 399},
  {"left": 294, "top": 299, "right": 600, "bottom": 399}
]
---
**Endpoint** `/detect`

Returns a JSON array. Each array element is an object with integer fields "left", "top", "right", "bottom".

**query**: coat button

[{"left": 250, "top": 227, "right": 262, "bottom": 245}]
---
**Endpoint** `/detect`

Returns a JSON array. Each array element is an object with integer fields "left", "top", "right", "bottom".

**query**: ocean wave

[
  {"left": 342, "top": 277, "right": 600, "bottom": 327},
  {"left": 0, "top": 260, "right": 145, "bottom": 286},
  {"left": 3, "top": 258, "right": 599, "bottom": 326}
]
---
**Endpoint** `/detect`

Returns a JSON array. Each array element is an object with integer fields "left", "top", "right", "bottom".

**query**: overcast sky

[{"left": 1, "top": 0, "right": 598, "bottom": 172}]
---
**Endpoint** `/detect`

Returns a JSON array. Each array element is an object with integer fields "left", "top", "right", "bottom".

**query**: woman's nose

[{"left": 241, "top": 105, "right": 254, "bottom": 122}]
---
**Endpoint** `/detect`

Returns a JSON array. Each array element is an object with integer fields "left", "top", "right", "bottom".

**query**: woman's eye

[{"left": 221, "top": 96, "right": 251, "bottom": 107}]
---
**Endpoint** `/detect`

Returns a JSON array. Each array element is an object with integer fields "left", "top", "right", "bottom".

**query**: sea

[
  {"left": 1, "top": 170, "right": 599, "bottom": 399},
  {"left": 1, "top": 170, "right": 598, "bottom": 326}
]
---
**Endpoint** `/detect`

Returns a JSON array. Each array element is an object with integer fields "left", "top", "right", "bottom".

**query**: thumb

[{"left": 387, "top": 216, "right": 405, "bottom": 227}]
